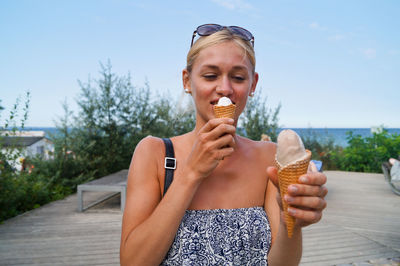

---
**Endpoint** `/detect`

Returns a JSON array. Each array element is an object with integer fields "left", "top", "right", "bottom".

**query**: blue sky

[{"left": 1, "top": 0, "right": 399, "bottom": 128}]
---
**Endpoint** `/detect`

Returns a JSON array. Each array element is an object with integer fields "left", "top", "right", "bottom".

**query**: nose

[{"left": 216, "top": 76, "right": 233, "bottom": 96}]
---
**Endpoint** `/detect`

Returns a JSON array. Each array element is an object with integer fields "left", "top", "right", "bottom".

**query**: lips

[{"left": 210, "top": 98, "right": 235, "bottom": 105}]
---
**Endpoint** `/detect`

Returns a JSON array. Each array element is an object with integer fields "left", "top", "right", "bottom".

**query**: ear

[
  {"left": 182, "top": 69, "right": 192, "bottom": 94},
  {"left": 249, "top": 72, "right": 259, "bottom": 96}
]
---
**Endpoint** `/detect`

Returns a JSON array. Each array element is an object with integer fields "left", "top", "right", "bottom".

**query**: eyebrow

[
  {"left": 200, "top": 64, "right": 248, "bottom": 71},
  {"left": 201, "top": 65, "right": 219, "bottom": 71}
]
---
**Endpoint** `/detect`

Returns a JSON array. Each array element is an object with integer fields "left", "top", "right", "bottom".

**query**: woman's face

[{"left": 183, "top": 41, "right": 258, "bottom": 126}]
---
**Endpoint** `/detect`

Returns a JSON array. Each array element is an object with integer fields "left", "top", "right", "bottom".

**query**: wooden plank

[{"left": 300, "top": 171, "right": 400, "bottom": 265}]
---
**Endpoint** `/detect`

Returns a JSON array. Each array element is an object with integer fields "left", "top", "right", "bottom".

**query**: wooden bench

[{"left": 77, "top": 169, "right": 129, "bottom": 212}]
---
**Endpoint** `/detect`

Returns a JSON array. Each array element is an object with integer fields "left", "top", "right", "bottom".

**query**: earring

[
  {"left": 250, "top": 91, "right": 255, "bottom": 97},
  {"left": 185, "top": 88, "right": 191, "bottom": 94}
]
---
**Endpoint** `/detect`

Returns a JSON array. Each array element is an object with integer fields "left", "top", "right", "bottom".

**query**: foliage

[
  {"left": 240, "top": 93, "right": 281, "bottom": 141},
  {"left": 0, "top": 92, "right": 31, "bottom": 171},
  {"left": 333, "top": 129, "right": 400, "bottom": 173},
  {"left": 300, "top": 128, "right": 342, "bottom": 170},
  {"left": 0, "top": 172, "right": 53, "bottom": 221},
  {"left": 0, "top": 92, "right": 46, "bottom": 222},
  {"left": 69, "top": 62, "right": 195, "bottom": 179}
]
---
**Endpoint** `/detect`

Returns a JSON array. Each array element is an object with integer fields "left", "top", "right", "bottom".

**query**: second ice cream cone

[{"left": 275, "top": 149, "right": 311, "bottom": 238}]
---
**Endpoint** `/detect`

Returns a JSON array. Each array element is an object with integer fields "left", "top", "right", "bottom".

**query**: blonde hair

[{"left": 186, "top": 29, "right": 255, "bottom": 73}]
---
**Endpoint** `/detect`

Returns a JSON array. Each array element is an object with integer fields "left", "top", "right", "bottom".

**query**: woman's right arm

[
  {"left": 120, "top": 136, "right": 199, "bottom": 265},
  {"left": 120, "top": 119, "right": 236, "bottom": 265}
]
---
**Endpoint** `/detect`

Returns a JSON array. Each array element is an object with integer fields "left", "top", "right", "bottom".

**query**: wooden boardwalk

[{"left": 0, "top": 171, "right": 399, "bottom": 265}]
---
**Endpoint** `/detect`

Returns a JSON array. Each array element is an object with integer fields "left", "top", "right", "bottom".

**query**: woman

[{"left": 120, "top": 24, "right": 328, "bottom": 265}]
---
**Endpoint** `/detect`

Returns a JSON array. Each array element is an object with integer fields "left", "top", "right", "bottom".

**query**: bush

[
  {"left": 333, "top": 129, "right": 400, "bottom": 173},
  {"left": 0, "top": 92, "right": 34, "bottom": 222},
  {"left": 300, "top": 128, "right": 342, "bottom": 170},
  {"left": 0, "top": 174, "right": 59, "bottom": 222}
]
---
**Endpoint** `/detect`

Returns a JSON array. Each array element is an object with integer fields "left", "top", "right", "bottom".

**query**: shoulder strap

[{"left": 162, "top": 138, "right": 176, "bottom": 196}]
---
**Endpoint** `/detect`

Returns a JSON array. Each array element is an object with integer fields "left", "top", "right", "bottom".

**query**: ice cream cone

[
  {"left": 275, "top": 149, "right": 311, "bottom": 238},
  {"left": 213, "top": 104, "right": 236, "bottom": 119}
]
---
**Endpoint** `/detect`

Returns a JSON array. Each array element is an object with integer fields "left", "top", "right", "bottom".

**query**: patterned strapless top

[{"left": 161, "top": 207, "right": 271, "bottom": 266}]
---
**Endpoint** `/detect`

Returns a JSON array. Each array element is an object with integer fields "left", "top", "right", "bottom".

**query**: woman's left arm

[{"left": 266, "top": 167, "right": 328, "bottom": 266}]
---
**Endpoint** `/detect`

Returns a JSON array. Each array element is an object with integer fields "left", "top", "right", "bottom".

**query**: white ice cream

[
  {"left": 276, "top": 129, "right": 308, "bottom": 166},
  {"left": 217, "top": 97, "right": 232, "bottom": 106}
]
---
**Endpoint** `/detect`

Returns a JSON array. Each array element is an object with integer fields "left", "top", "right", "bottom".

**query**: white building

[{"left": 0, "top": 131, "right": 54, "bottom": 171}]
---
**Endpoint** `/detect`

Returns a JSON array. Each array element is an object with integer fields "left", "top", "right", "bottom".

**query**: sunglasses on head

[{"left": 191, "top": 24, "right": 255, "bottom": 47}]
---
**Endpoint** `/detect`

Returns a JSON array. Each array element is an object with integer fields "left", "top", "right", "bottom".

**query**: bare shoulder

[
  {"left": 237, "top": 136, "right": 276, "bottom": 158},
  {"left": 235, "top": 136, "right": 277, "bottom": 167},
  {"left": 128, "top": 136, "right": 164, "bottom": 185},
  {"left": 134, "top": 135, "right": 164, "bottom": 154}
]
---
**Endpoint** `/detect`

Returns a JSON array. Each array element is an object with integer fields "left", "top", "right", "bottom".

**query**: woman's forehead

[{"left": 193, "top": 42, "right": 252, "bottom": 71}]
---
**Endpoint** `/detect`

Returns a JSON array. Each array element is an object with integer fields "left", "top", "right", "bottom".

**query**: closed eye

[
  {"left": 232, "top": 76, "right": 245, "bottom": 82},
  {"left": 203, "top": 74, "right": 218, "bottom": 80}
]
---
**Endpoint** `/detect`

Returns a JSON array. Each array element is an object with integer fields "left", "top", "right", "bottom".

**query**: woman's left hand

[{"left": 267, "top": 165, "right": 328, "bottom": 228}]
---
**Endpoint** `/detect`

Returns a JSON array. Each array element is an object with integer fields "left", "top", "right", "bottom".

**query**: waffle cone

[
  {"left": 275, "top": 150, "right": 312, "bottom": 238},
  {"left": 213, "top": 104, "right": 236, "bottom": 119}
]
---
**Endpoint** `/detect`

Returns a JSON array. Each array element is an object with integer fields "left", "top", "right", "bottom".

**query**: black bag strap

[{"left": 162, "top": 138, "right": 176, "bottom": 196}]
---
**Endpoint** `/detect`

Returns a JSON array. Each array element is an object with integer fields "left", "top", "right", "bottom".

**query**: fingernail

[
  {"left": 284, "top": 195, "right": 293, "bottom": 203},
  {"left": 300, "top": 176, "right": 308, "bottom": 183},
  {"left": 288, "top": 208, "right": 296, "bottom": 215},
  {"left": 289, "top": 185, "right": 298, "bottom": 193}
]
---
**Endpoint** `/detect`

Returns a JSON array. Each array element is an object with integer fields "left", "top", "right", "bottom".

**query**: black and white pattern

[{"left": 162, "top": 207, "right": 271, "bottom": 266}]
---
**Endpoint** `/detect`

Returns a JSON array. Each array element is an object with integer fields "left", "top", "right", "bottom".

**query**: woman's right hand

[{"left": 185, "top": 118, "right": 236, "bottom": 180}]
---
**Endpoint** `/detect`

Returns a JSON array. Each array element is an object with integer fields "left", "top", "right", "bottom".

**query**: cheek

[
  {"left": 191, "top": 79, "right": 215, "bottom": 98},
  {"left": 234, "top": 85, "right": 252, "bottom": 111},
  {"left": 237, "top": 95, "right": 249, "bottom": 111}
]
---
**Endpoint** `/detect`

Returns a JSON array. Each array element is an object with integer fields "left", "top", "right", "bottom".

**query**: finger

[
  {"left": 212, "top": 123, "right": 236, "bottom": 139},
  {"left": 218, "top": 134, "right": 236, "bottom": 151},
  {"left": 199, "top": 124, "right": 236, "bottom": 146},
  {"left": 284, "top": 195, "right": 327, "bottom": 210},
  {"left": 203, "top": 132, "right": 236, "bottom": 161},
  {"left": 200, "top": 118, "right": 234, "bottom": 134},
  {"left": 298, "top": 172, "right": 327, "bottom": 186},
  {"left": 266, "top": 166, "right": 279, "bottom": 190},
  {"left": 320, "top": 186, "right": 328, "bottom": 198},
  {"left": 287, "top": 184, "right": 325, "bottom": 197},
  {"left": 288, "top": 207, "right": 323, "bottom": 224},
  {"left": 218, "top": 146, "right": 235, "bottom": 160}
]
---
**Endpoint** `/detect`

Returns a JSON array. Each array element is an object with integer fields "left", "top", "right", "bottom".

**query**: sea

[
  {"left": 20, "top": 127, "right": 400, "bottom": 147},
  {"left": 281, "top": 128, "right": 400, "bottom": 147}
]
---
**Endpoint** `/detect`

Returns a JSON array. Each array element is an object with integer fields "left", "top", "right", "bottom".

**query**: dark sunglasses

[{"left": 191, "top": 24, "right": 255, "bottom": 47}]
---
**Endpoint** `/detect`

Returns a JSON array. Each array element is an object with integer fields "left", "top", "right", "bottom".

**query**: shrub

[
  {"left": 333, "top": 129, "right": 400, "bottom": 173},
  {"left": 300, "top": 128, "right": 342, "bottom": 170}
]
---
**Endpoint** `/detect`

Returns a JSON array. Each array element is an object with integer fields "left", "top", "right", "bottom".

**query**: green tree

[
  {"left": 74, "top": 61, "right": 135, "bottom": 177},
  {"left": 240, "top": 93, "right": 281, "bottom": 141},
  {"left": 67, "top": 62, "right": 195, "bottom": 179}
]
